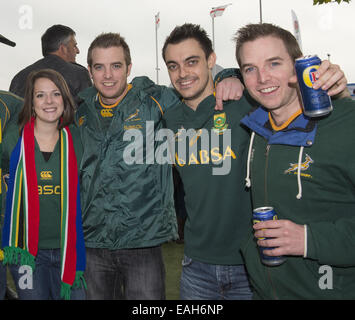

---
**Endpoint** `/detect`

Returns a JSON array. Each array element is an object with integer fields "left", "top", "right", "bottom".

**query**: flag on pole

[
  {"left": 291, "top": 10, "right": 302, "bottom": 51},
  {"left": 155, "top": 12, "right": 160, "bottom": 28},
  {"left": 210, "top": 4, "right": 231, "bottom": 18}
]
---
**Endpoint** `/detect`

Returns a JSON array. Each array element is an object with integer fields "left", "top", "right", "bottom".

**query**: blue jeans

[
  {"left": 85, "top": 246, "right": 165, "bottom": 300},
  {"left": 0, "top": 263, "right": 6, "bottom": 300},
  {"left": 9, "top": 249, "right": 86, "bottom": 300},
  {"left": 180, "top": 255, "right": 252, "bottom": 300}
]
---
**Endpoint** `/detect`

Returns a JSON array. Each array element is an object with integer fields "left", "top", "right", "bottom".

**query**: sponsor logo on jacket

[{"left": 78, "top": 116, "right": 85, "bottom": 127}]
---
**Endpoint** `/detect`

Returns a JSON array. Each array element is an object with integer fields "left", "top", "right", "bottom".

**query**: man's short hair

[
  {"left": 162, "top": 23, "right": 213, "bottom": 61},
  {"left": 87, "top": 33, "right": 132, "bottom": 67},
  {"left": 234, "top": 23, "right": 303, "bottom": 67},
  {"left": 41, "top": 24, "right": 76, "bottom": 57}
]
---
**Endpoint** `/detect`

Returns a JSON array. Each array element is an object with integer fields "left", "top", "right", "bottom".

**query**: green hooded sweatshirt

[{"left": 241, "top": 98, "right": 355, "bottom": 299}]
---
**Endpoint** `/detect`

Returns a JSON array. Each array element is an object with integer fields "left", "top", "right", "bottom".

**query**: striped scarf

[{"left": 2, "top": 118, "right": 86, "bottom": 299}]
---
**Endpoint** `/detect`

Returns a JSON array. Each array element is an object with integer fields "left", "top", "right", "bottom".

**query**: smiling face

[
  {"left": 239, "top": 36, "right": 300, "bottom": 122},
  {"left": 89, "top": 46, "right": 132, "bottom": 105},
  {"left": 164, "top": 38, "right": 216, "bottom": 110},
  {"left": 33, "top": 77, "right": 64, "bottom": 126}
]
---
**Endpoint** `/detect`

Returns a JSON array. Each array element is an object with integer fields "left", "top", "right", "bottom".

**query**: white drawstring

[
  {"left": 296, "top": 146, "right": 304, "bottom": 200},
  {"left": 245, "top": 132, "right": 255, "bottom": 188}
]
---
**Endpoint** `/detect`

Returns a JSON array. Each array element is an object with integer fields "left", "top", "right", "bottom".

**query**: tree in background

[{"left": 313, "top": 0, "right": 351, "bottom": 4}]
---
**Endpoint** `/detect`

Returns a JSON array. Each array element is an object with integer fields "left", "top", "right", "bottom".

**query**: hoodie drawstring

[
  {"left": 296, "top": 146, "right": 304, "bottom": 200},
  {"left": 245, "top": 132, "right": 255, "bottom": 188}
]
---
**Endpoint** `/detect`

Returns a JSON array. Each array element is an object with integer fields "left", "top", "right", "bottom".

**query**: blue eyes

[
  {"left": 244, "top": 61, "right": 281, "bottom": 74},
  {"left": 94, "top": 64, "right": 121, "bottom": 71},
  {"left": 244, "top": 67, "right": 255, "bottom": 73}
]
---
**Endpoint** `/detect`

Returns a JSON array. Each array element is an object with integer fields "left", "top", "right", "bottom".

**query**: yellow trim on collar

[
  {"left": 98, "top": 84, "right": 132, "bottom": 109},
  {"left": 269, "top": 108, "right": 302, "bottom": 131}
]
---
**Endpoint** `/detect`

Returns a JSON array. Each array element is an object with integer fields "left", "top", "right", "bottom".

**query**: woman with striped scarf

[{"left": 1, "top": 69, "right": 86, "bottom": 300}]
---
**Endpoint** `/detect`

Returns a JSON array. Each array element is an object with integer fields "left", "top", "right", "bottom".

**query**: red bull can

[
  {"left": 252, "top": 206, "right": 286, "bottom": 267},
  {"left": 295, "top": 55, "right": 333, "bottom": 117}
]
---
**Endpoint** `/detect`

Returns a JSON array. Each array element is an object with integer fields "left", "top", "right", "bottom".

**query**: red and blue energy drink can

[
  {"left": 295, "top": 55, "right": 333, "bottom": 117},
  {"left": 252, "top": 206, "right": 286, "bottom": 267}
]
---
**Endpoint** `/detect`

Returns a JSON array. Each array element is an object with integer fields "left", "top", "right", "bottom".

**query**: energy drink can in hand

[
  {"left": 295, "top": 55, "right": 333, "bottom": 118},
  {"left": 252, "top": 206, "right": 286, "bottom": 267}
]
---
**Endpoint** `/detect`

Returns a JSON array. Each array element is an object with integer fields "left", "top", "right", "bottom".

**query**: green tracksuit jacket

[
  {"left": 76, "top": 76, "right": 179, "bottom": 249},
  {"left": 0, "top": 91, "right": 23, "bottom": 247},
  {"left": 240, "top": 98, "right": 355, "bottom": 299}
]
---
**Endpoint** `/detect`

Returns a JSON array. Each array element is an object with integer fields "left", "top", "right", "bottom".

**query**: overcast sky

[{"left": 1, "top": 0, "right": 355, "bottom": 90}]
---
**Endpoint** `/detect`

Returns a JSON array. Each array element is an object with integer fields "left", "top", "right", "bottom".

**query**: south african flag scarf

[{"left": 2, "top": 118, "right": 86, "bottom": 300}]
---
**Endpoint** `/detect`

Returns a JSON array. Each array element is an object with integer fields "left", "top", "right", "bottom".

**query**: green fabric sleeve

[
  {"left": 307, "top": 217, "right": 355, "bottom": 267},
  {"left": 213, "top": 68, "right": 243, "bottom": 85}
]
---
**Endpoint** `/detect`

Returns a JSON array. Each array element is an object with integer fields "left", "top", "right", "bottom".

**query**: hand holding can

[
  {"left": 295, "top": 55, "right": 333, "bottom": 118},
  {"left": 252, "top": 207, "right": 287, "bottom": 267}
]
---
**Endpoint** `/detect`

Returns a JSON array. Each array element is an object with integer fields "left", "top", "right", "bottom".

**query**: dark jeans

[
  {"left": 9, "top": 249, "right": 86, "bottom": 300},
  {"left": 0, "top": 263, "right": 6, "bottom": 300},
  {"left": 85, "top": 246, "right": 165, "bottom": 300},
  {"left": 180, "top": 255, "right": 252, "bottom": 300}
]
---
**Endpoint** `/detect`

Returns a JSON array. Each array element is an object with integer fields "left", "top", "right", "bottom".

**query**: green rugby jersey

[
  {"left": 163, "top": 94, "right": 253, "bottom": 265},
  {"left": 35, "top": 140, "right": 61, "bottom": 249}
]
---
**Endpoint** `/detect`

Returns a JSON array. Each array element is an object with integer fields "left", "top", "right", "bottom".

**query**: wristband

[{"left": 303, "top": 224, "right": 308, "bottom": 258}]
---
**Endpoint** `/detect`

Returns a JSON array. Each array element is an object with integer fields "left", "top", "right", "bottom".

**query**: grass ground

[{"left": 162, "top": 241, "right": 184, "bottom": 300}]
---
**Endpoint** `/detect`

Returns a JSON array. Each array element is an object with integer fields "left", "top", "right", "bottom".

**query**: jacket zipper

[
  {"left": 264, "top": 144, "right": 270, "bottom": 205},
  {"left": 264, "top": 143, "right": 279, "bottom": 300}
]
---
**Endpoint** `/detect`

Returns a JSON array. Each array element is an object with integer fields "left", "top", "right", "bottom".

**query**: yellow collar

[
  {"left": 269, "top": 108, "right": 302, "bottom": 131},
  {"left": 98, "top": 84, "right": 132, "bottom": 109}
]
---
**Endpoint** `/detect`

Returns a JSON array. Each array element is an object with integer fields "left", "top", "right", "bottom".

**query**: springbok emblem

[{"left": 284, "top": 154, "right": 314, "bottom": 174}]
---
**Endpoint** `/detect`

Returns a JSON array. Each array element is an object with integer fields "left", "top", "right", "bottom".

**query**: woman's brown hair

[{"left": 18, "top": 68, "right": 75, "bottom": 130}]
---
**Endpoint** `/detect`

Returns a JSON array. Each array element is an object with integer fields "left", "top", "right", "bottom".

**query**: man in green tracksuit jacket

[
  {"left": 75, "top": 33, "right": 180, "bottom": 300},
  {"left": 0, "top": 33, "right": 23, "bottom": 300},
  {"left": 0, "top": 90, "right": 22, "bottom": 300},
  {"left": 236, "top": 23, "right": 355, "bottom": 299}
]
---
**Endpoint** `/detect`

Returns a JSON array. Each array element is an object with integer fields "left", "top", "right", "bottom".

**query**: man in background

[{"left": 9, "top": 24, "right": 91, "bottom": 106}]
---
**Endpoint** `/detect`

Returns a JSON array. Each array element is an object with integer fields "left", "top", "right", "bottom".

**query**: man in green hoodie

[{"left": 238, "top": 23, "right": 355, "bottom": 299}]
